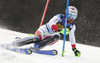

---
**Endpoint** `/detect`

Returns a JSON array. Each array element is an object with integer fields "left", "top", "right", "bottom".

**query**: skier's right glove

[{"left": 72, "top": 47, "right": 81, "bottom": 57}]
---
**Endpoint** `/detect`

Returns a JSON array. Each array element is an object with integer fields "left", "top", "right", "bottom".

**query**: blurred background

[{"left": 0, "top": 0, "right": 100, "bottom": 47}]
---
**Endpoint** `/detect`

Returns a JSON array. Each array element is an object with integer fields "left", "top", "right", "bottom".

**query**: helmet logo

[{"left": 71, "top": 8, "right": 74, "bottom": 10}]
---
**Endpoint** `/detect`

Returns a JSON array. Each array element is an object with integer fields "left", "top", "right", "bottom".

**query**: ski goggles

[{"left": 68, "top": 13, "right": 77, "bottom": 20}]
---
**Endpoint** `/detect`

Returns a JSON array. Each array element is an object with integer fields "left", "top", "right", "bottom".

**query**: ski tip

[
  {"left": 24, "top": 49, "right": 32, "bottom": 54},
  {"left": 52, "top": 49, "right": 58, "bottom": 55}
]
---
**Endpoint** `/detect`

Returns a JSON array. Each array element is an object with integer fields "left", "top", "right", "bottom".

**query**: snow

[{"left": 0, "top": 28, "right": 100, "bottom": 63}]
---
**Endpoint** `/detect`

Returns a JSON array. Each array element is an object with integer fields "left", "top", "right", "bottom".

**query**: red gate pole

[{"left": 40, "top": 0, "right": 50, "bottom": 27}]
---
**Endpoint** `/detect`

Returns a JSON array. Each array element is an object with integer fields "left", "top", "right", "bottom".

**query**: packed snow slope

[{"left": 0, "top": 28, "right": 100, "bottom": 63}]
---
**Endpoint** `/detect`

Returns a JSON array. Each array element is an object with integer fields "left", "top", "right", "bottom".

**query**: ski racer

[{"left": 13, "top": 6, "right": 81, "bottom": 57}]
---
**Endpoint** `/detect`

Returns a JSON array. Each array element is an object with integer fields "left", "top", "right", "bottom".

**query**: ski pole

[
  {"left": 30, "top": 29, "right": 69, "bottom": 36},
  {"left": 30, "top": 32, "right": 61, "bottom": 36},
  {"left": 40, "top": 0, "right": 50, "bottom": 27}
]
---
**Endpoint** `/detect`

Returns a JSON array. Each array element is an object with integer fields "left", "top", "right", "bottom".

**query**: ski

[
  {"left": 0, "top": 44, "right": 32, "bottom": 55},
  {"left": 0, "top": 44, "right": 58, "bottom": 56},
  {"left": 33, "top": 49, "right": 58, "bottom": 56}
]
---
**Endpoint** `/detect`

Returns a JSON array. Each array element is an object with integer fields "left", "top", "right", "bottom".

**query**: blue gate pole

[{"left": 62, "top": 0, "right": 69, "bottom": 57}]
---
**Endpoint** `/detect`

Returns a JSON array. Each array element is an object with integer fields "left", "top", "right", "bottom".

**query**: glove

[
  {"left": 58, "top": 28, "right": 69, "bottom": 35},
  {"left": 72, "top": 47, "right": 81, "bottom": 57}
]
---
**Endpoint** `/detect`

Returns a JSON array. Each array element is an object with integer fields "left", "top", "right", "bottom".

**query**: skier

[{"left": 13, "top": 6, "right": 81, "bottom": 57}]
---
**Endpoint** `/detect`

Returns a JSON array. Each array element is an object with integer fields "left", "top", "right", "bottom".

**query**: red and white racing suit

[{"left": 35, "top": 14, "right": 76, "bottom": 48}]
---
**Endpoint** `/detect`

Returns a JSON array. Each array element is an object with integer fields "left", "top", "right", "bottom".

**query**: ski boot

[{"left": 31, "top": 42, "right": 40, "bottom": 51}]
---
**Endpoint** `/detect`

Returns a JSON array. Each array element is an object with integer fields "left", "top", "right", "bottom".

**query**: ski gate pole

[
  {"left": 40, "top": 0, "right": 50, "bottom": 27},
  {"left": 62, "top": 0, "right": 69, "bottom": 57}
]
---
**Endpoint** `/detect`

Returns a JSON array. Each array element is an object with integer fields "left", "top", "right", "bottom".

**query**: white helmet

[{"left": 68, "top": 6, "right": 78, "bottom": 20}]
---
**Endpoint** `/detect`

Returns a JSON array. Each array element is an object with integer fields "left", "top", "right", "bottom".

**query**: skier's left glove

[
  {"left": 58, "top": 28, "right": 69, "bottom": 35},
  {"left": 72, "top": 47, "right": 81, "bottom": 57}
]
